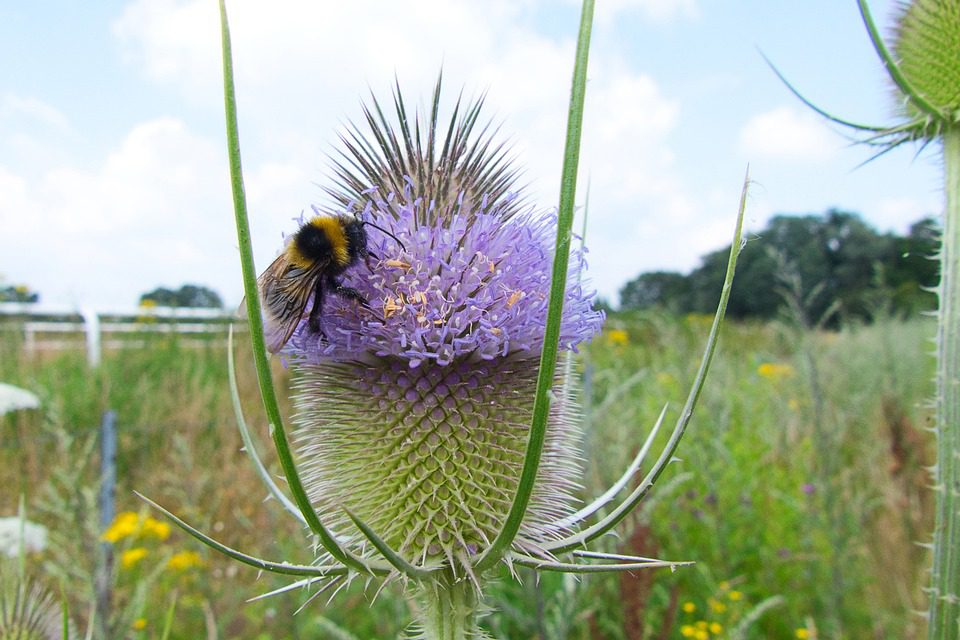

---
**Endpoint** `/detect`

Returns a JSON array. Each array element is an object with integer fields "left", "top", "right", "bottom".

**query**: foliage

[
  {"left": 0, "top": 284, "right": 39, "bottom": 303},
  {"left": 0, "top": 312, "right": 934, "bottom": 638},
  {"left": 620, "top": 211, "right": 939, "bottom": 322},
  {"left": 138, "top": 284, "right": 223, "bottom": 309}
]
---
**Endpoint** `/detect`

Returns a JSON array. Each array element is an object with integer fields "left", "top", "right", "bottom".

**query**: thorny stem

[
  {"left": 415, "top": 572, "right": 485, "bottom": 640},
  {"left": 929, "top": 126, "right": 960, "bottom": 640}
]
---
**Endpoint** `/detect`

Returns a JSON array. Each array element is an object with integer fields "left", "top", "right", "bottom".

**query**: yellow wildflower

[
  {"left": 141, "top": 517, "right": 171, "bottom": 541},
  {"left": 708, "top": 598, "right": 727, "bottom": 613},
  {"left": 795, "top": 629, "right": 810, "bottom": 639},
  {"left": 121, "top": 547, "right": 148, "bottom": 569},
  {"left": 682, "top": 601, "right": 697, "bottom": 613},
  {"left": 757, "top": 362, "right": 795, "bottom": 381},
  {"left": 728, "top": 590, "right": 743, "bottom": 601},
  {"left": 709, "top": 622, "right": 723, "bottom": 634},
  {"left": 132, "top": 618, "right": 147, "bottom": 631},
  {"left": 102, "top": 512, "right": 141, "bottom": 543},
  {"left": 695, "top": 631, "right": 709, "bottom": 640},
  {"left": 680, "top": 625, "right": 696, "bottom": 638},
  {"left": 167, "top": 550, "right": 204, "bottom": 571},
  {"left": 718, "top": 580, "right": 730, "bottom": 591},
  {"left": 605, "top": 328, "right": 629, "bottom": 347}
]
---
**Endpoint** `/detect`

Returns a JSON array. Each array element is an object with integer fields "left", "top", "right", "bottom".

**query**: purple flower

[
  {"left": 283, "top": 82, "right": 603, "bottom": 572},
  {"left": 286, "top": 193, "right": 601, "bottom": 366}
]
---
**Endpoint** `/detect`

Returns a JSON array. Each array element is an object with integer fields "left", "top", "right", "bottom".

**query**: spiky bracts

[
  {"left": 286, "top": 82, "right": 602, "bottom": 577},
  {"left": 326, "top": 76, "right": 526, "bottom": 224},
  {"left": 0, "top": 572, "right": 71, "bottom": 640}
]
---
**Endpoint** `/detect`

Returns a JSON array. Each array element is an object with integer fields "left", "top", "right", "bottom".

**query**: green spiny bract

[{"left": 0, "top": 572, "right": 71, "bottom": 640}]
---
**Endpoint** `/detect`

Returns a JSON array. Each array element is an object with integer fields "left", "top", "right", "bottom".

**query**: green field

[{"left": 0, "top": 313, "right": 935, "bottom": 639}]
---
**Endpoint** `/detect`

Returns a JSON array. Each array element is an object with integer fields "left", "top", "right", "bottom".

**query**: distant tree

[
  {"left": 0, "top": 284, "right": 39, "bottom": 303},
  {"left": 139, "top": 284, "right": 223, "bottom": 308},
  {"left": 619, "top": 271, "right": 689, "bottom": 312},
  {"left": 620, "top": 210, "right": 938, "bottom": 322}
]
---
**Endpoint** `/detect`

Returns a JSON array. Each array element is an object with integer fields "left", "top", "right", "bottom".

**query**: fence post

[
  {"left": 80, "top": 307, "right": 101, "bottom": 368},
  {"left": 96, "top": 410, "right": 117, "bottom": 638}
]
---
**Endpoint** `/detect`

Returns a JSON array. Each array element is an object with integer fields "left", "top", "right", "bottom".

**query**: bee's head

[{"left": 343, "top": 216, "right": 369, "bottom": 260}]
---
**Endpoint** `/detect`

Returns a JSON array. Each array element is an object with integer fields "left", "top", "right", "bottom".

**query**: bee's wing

[{"left": 246, "top": 254, "right": 328, "bottom": 353}]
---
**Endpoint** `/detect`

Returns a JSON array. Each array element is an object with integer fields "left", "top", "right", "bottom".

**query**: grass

[{"left": 0, "top": 313, "right": 934, "bottom": 638}]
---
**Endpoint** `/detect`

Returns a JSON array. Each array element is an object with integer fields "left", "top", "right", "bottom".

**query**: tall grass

[{"left": 0, "top": 314, "right": 934, "bottom": 638}]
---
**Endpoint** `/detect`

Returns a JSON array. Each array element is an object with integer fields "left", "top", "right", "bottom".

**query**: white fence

[{"left": 0, "top": 303, "right": 239, "bottom": 367}]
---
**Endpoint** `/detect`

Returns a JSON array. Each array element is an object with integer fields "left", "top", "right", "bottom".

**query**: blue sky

[{"left": 0, "top": 0, "right": 942, "bottom": 308}]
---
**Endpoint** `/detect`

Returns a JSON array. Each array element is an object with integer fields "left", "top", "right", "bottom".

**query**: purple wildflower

[
  {"left": 283, "top": 82, "right": 603, "bottom": 573},
  {"left": 286, "top": 194, "right": 601, "bottom": 366}
]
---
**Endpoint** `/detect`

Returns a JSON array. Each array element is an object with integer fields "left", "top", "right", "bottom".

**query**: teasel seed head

[
  {"left": 893, "top": 0, "right": 960, "bottom": 122},
  {"left": 285, "top": 80, "right": 603, "bottom": 578}
]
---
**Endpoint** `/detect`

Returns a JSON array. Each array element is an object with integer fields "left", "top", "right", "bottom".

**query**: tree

[
  {"left": 619, "top": 210, "right": 939, "bottom": 321},
  {"left": 139, "top": 284, "right": 223, "bottom": 308},
  {"left": 0, "top": 284, "right": 39, "bottom": 303},
  {"left": 619, "top": 271, "right": 689, "bottom": 312}
]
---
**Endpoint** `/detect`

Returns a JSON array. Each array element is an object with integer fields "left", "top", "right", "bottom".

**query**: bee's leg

[
  {"left": 328, "top": 277, "right": 375, "bottom": 314},
  {"left": 308, "top": 279, "right": 326, "bottom": 337}
]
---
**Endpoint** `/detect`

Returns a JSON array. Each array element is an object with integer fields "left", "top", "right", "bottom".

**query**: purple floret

[{"left": 286, "top": 190, "right": 604, "bottom": 367}]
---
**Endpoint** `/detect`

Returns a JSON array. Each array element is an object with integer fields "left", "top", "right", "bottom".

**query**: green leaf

[
  {"left": 217, "top": 0, "right": 371, "bottom": 575},
  {"left": 136, "top": 492, "right": 370, "bottom": 578},
  {"left": 546, "top": 167, "right": 749, "bottom": 554},
  {"left": 475, "top": 0, "right": 595, "bottom": 575}
]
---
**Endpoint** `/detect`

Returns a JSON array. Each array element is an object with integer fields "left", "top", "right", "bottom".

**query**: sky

[{"left": 0, "top": 0, "right": 944, "bottom": 310}]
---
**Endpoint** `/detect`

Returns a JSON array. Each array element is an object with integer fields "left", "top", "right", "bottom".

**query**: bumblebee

[{"left": 254, "top": 214, "right": 403, "bottom": 353}]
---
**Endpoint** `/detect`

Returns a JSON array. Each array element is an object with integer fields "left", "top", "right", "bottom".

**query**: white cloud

[
  {"left": 0, "top": 0, "right": 709, "bottom": 307},
  {"left": 738, "top": 106, "right": 838, "bottom": 162},
  {"left": 0, "top": 118, "right": 238, "bottom": 306}
]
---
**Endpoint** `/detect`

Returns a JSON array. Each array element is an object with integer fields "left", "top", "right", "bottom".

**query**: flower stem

[
  {"left": 416, "top": 573, "right": 485, "bottom": 640},
  {"left": 929, "top": 125, "right": 960, "bottom": 639}
]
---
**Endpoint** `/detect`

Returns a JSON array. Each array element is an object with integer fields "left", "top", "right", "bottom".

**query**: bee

[{"left": 253, "top": 213, "right": 405, "bottom": 353}]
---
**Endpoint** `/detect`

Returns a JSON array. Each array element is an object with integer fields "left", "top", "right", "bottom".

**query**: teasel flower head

[
  {"left": 892, "top": 0, "right": 960, "bottom": 130},
  {"left": 286, "top": 79, "right": 603, "bottom": 576},
  {"left": 0, "top": 570, "right": 74, "bottom": 640},
  {"left": 146, "top": 5, "right": 744, "bottom": 636}
]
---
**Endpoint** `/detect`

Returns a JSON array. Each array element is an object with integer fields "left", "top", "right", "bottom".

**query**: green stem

[
  {"left": 415, "top": 573, "right": 485, "bottom": 640},
  {"left": 929, "top": 126, "right": 960, "bottom": 640},
  {"left": 217, "top": 0, "right": 367, "bottom": 573},
  {"left": 475, "top": 0, "right": 594, "bottom": 574}
]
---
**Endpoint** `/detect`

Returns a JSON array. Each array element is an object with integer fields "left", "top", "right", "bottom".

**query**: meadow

[{"left": 0, "top": 312, "right": 935, "bottom": 639}]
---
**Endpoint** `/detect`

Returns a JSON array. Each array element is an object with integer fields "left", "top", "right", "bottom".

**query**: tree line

[
  {"left": 0, "top": 282, "right": 224, "bottom": 308},
  {"left": 619, "top": 209, "right": 939, "bottom": 322}
]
